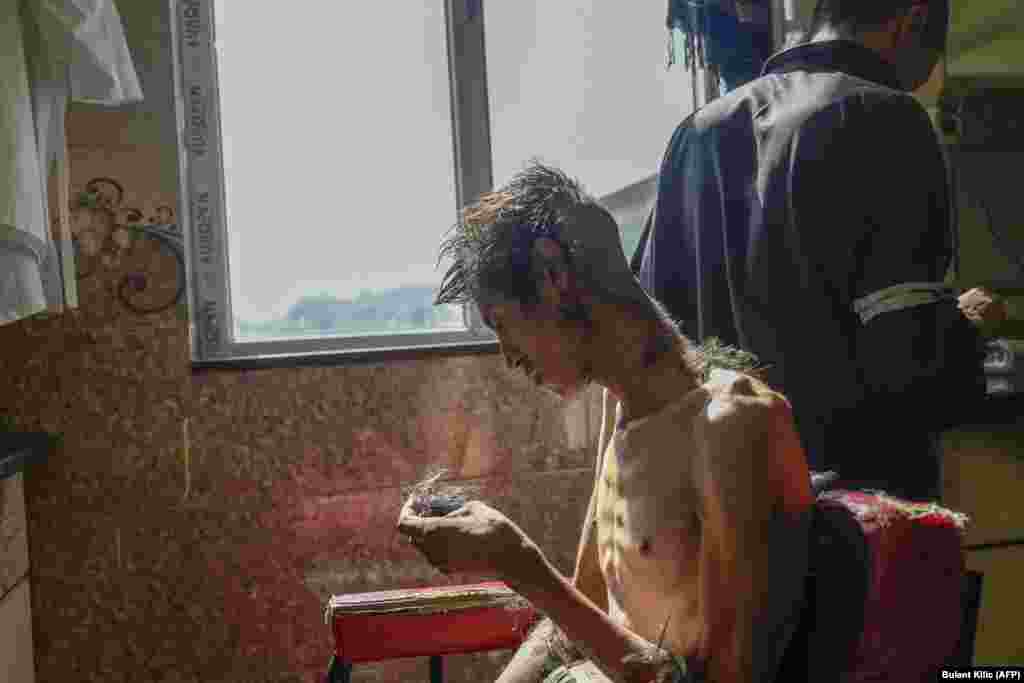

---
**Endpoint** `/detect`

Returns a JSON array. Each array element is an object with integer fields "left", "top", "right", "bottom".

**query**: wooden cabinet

[
  {"left": 0, "top": 472, "right": 35, "bottom": 683},
  {"left": 943, "top": 425, "right": 1024, "bottom": 665}
]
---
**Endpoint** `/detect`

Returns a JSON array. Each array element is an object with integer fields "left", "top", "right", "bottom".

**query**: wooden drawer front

[
  {"left": 942, "top": 437, "right": 1024, "bottom": 546},
  {"left": 0, "top": 473, "right": 29, "bottom": 596},
  {"left": 965, "top": 546, "right": 1024, "bottom": 666},
  {"left": 0, "top": 580, "right": 36, "bottom": 683}
]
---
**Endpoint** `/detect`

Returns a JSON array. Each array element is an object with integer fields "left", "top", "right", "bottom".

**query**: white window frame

[
  {"left": 171, "top": 0, "right": 732, "bottom": 368},
  {"left": 171, "top": 0, "right": 499, "bottom": 368}
]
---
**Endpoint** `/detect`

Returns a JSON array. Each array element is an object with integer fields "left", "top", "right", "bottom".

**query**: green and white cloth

[
  {"left": 543, "top": 657, "right": 693, "bottom": 683},
  {"left": 1, "top": 0, "right": 142, "bottom": 325}
]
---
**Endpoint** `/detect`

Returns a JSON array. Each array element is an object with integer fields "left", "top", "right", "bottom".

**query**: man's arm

[
  {"left": 496, "top": 486, "right": 664, "bottom": 683},
  {"left": 793, "top": 93, "right": 956, "bottom": 397},
  {"left": 496, "top": 487, "right": 607, "bottom": 683},
  {"left": 494, "top": 617, "right": 563, "bottom": 683},
  {"left": 790, "top": 93, "right": 950, "bottom": 308},
  {"left": 507, "top": 545, "right": 674, "bottom": 683},
  {"left": 496, "top": 390, "right": 614, "bottom": 683},
  {"left": 693, "top": 375, "right": 813, "bottom": 683},
  {"left": 848, "top": 96, "right": 976, "bottom": 427}
]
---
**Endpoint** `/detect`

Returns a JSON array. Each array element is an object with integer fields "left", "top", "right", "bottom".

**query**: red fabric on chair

[{"left": 818, "top": 491, "right": 969, "bottom": 682}]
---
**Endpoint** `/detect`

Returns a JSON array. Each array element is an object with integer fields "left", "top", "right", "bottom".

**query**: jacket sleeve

[
  {"left": 789, "top": 92, "right": 963, "bottom": 407},
  {"left": 788, "top": 92, "right": 951, "bottom": 311}
]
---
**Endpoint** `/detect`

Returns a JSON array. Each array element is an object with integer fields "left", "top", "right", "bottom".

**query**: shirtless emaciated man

[{"left": 398, "top": 163, "right": 814, "bottom": 683}]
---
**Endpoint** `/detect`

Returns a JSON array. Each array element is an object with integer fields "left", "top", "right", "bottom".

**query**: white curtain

[{"left": 0, "top": 0, "right": 142, "bottom": 325}]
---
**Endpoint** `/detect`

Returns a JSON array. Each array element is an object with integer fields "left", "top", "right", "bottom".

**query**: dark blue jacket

[{"left": 634, "top": 41, "right": 968, "bottom": 484}]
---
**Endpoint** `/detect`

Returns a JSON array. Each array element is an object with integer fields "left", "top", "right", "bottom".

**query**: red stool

[{"left": 324, "top": 582, "right": 538, "bottom": 682}]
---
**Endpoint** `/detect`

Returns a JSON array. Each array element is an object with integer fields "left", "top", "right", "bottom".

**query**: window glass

[
  {"left": 213, "top": 0, "right": 463, "bottom": 339},
  {"left": 485, "top": 2, "right": 695, "bottom": 255}
]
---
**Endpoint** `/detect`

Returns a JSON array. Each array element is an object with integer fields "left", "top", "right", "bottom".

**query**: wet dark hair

[
  {"left": 435, "top": 160, "right": 603, "bottom": 308},
  {"left": 435, "top": 160, "right": 711, "bottom": 377},
  {"left": 809, "top": 0, "right": 949, "bottom": 51}
]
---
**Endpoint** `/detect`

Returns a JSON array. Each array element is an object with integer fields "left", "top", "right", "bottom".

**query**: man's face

[{"left": 479, "top": 294, "right": 591, "bottom": 401}]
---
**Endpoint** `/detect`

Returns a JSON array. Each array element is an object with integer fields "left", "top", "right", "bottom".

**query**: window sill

[{"left": 190, "top": 340, "right": 500, "bottom": 373}]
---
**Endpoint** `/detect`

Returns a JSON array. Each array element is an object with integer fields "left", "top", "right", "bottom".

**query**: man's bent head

[
  {"left": 435, "top": 161, "right": 644, "bottom": 309},
  {"left": 434, "top": 161, "right": 662, "bottom": 400}
]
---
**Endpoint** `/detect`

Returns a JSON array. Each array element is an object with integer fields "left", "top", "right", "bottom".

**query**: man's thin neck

[{"left": 592, "top": 316, "right": 702, "bottom": 427}]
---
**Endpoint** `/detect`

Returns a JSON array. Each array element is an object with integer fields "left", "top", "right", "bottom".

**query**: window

[{"left": 173, "top": 0, "right": 696, "bottom": 366}]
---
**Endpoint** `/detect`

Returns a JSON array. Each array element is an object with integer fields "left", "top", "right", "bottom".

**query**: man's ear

[{"left": 532, "top": 237, "right": 572, "bottom": 297}]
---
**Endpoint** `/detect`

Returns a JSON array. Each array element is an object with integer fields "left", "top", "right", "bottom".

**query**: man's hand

[
  {"left": 958, "top": 287, "right": 1008, "bottom": 334},
  {"left": 396, "top": 499, "right": 540, "bottom": 580}
]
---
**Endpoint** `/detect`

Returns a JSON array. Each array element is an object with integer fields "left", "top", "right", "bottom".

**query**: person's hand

[
  {"left": 396, "top": 498, "right": 540, "bottom": 580},
  {"left": 958, "top": 287, "right": 1007, "bottom": 331}
]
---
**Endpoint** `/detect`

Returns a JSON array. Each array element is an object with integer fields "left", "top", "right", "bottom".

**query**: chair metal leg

[
  {"left": 430, "top": 655, "right": 444, "bottom": 683},
  {"left": 945, "top": 570, "right": 984, "bottom": 667},
  {"left": 326, "top": 655, "right": 352, "bottom": 683},
  {"left": 956, "top": 570, "right": 985, "bottom": 666}
]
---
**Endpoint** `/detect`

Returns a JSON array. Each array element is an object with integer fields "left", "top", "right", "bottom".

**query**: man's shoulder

[
  {"left": 701, "top": 369, "right": 792, "bottom": 438},
  {"left": 699, "top": 370, "right": 812, "bottom": 507},
  {"left": 687, "top": 78, "right": 769, "bottom": 132},
  {"left": 796, "top": 76, "right": 929, "bottom": 136},
  {"left": 712, "top": 70, "right": 922, "bottom": 131}
]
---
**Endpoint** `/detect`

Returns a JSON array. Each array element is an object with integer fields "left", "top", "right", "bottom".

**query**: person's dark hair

[
  {"left": 435, "top": 159, "right": 709, "bottom": 376},
  {"left": 435, "top": 160, "right": 602, "bottom": 308},
  {"left": 809, "top": 0, "right": 949, "bottom": 51}
]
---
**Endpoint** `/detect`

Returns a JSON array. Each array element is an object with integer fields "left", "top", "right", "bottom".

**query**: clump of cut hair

[
  {"left": 696, "top": 337, "right": 766, "bottom": 382},
  {"left": 402, "top": 467, "right": 476, "bottom": 518},
  {"left": 642, "top": 292, "right": 767, "bottom": 384},
  {"left": 435, "top": 160, "right": 596, "bottom": 308}
]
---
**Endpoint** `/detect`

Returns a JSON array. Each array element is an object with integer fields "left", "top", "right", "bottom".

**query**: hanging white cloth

[{"left": 0, "top": 0, "right": 142, "bottom": 325}]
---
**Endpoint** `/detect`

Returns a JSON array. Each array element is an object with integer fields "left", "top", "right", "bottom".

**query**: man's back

[{"left": 635, "top": 40, "right": 953, "bottom": 489}]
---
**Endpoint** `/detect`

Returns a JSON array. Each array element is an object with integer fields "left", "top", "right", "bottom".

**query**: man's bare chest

[{"left": 595, "top": 425, "right": 703, "bottom": 593}]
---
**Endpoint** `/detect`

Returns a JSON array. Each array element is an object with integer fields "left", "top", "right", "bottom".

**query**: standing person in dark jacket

[{"left": 633, "top": 0, "right": 979, "bottom": 502}]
